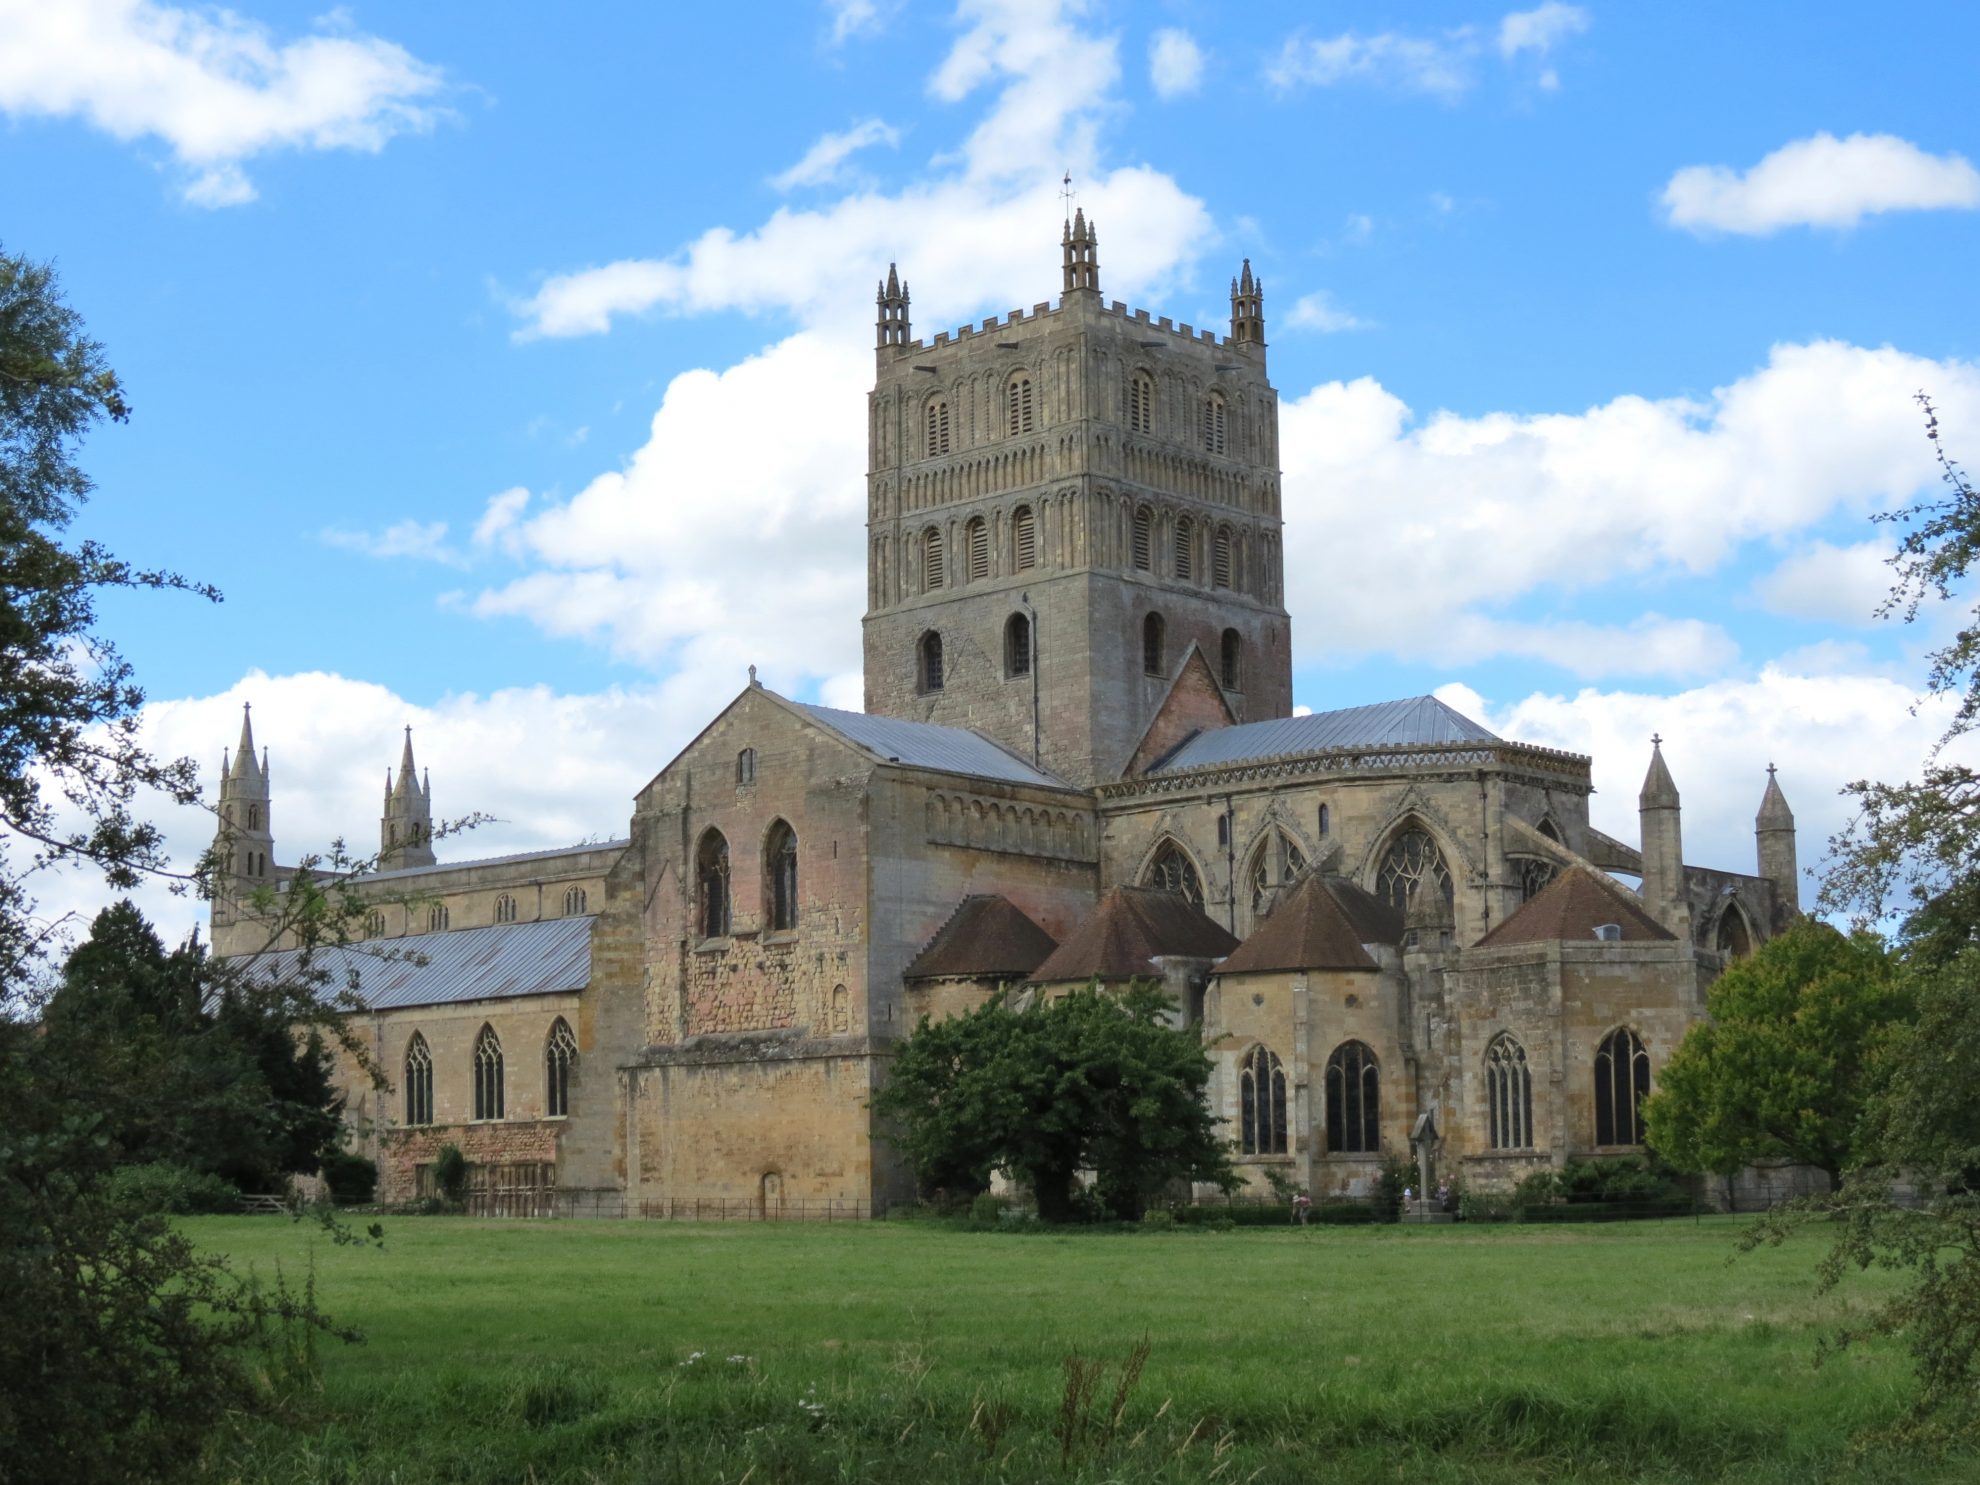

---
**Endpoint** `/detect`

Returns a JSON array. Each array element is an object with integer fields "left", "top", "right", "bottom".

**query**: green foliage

[
  {"left": 433, "top": 1144, "right": 469, "bottom": 1205},
  {"left": 104, "top": 1160, "right": 241, "bottom": 1215},
  {"left": 321, "top": 1149, "right": 379, "bottom": 1205},
  {"left": 1375, "top": 1154, "right": 1412, "bottom": 1221},
  {"left": 1646, "top": 919, "right": 1910, "bottom": 1184},
  {"left": 967, "top": 1191, "right": 1006, "bottom": 1225},
  {"left": 1138, "top": 1208, "right": 1175, "bottom": 1231},
  {"left": 874, "top": 982, "right": 1236, "bottom": 1222}
]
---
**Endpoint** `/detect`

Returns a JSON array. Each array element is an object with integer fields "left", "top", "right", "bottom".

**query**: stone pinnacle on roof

[
  {"left": 1756, "top": 763, "right": 1794, "bottom": 829},
  {"left": 1639, "top": 733, "right": 1680, "bottom": 808}
]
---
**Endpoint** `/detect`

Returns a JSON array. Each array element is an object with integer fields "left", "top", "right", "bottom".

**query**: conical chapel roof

[
  {"left": 903, "top": 895, "right": 1057, "bottom": 981},
  {"left": 1216, "top": 875, "right": 1402, "bottom": 975},
  {"left": 1028, "top": 886, "right": 1237, "bottom": 985},
  {"left": 1477, "top": 867, "right": 1674, "bottom": 948}
]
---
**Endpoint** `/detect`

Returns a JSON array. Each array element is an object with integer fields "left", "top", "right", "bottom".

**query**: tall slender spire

[
  {"left": 380, "top": 725, "right": 436, "bottom": 871},
  {"left": 231, "top": 703, "right": 262, "bottom": 781},
  {"left": 1755, "top": 763, "right": 1799, "bottom": 914},
  {"left": 1637, "top": 734, "right": 1689, "bottom": 936}
]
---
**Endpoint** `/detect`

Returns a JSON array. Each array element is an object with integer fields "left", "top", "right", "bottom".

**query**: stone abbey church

[{"left": 212, "top": 216, "right": 1801, "bottom": 1209}]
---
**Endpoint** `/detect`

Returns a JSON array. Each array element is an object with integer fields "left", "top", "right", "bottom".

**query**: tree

[
  {"left": 875, "top": 982, "right": 1236, "bottom": 1222},
  {"left": 1644, "top": 919, "right": 1907, "bottom": 1186}
]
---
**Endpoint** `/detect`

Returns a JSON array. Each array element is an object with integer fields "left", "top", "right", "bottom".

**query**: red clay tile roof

[
  {"left": 1216, "top": 875, "right": 1403, "bottom": 975},
  {"left": 902, "top": 895, "right": 1058, "bottom": 981},
  {"left": 1027, "top": 886, "right": 1239, "bottom": 984},
  {"left": 1477, "top": 866, "right": 1675, "bottom": 947}
]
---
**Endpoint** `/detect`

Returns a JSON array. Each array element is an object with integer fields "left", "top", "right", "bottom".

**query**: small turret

[
  {"left": 1637, "top": 735, "right": 1690, "bottom": 937},
  {"left": 1755, "top": 764, "right": 1799, "bottom": 914},
  {"left": 380, "top": 726, "right": 436, "bottom": 871},
  {"left": 212, "top": 703, "right": 276, "bottom": 923},
  {"left": 1062, "top": 208, "right": 1099, "bottom": 294},
  {"left": 1230, "top": 258, "right": 1265, "bottom": 347},
  {"left": 875, "top": 262, "right": 911, "bottom": 349}
]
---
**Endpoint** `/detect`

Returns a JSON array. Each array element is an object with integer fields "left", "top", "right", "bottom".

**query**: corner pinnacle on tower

[
  {"left": 1062, "top": 207, "right": 1099, "bottom": 294},
  {"left": 1230, "top": 258, "right": 1265, "bottom": 346},
  {"left": 875, "top": 263, "right": 911, "bottom": 349}
]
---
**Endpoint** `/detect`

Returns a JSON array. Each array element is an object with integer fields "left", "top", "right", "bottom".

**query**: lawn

[{"left": 190, "top": 1212, "right": 1958, "bottom": 1484}]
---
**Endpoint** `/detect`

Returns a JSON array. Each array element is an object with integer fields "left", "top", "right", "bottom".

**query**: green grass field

[{"left": 189, "top": 1213, "right": 1961, "bottom": 1484}]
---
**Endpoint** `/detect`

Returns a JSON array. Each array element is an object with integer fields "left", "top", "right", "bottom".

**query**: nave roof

[
  {"left": 793, "top": 702, "right": 1068, "bottom": 789},
  {"left": 231, "top": 914, "right": 593, "bottom": 1012},
  {"left": 1148, "top": 695, "right": 1500, "bottom": 774}
]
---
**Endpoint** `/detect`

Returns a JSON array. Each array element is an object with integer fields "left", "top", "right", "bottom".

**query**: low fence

[{"left": 547, "top": 1189, "right": 880, "bottom": 1222}]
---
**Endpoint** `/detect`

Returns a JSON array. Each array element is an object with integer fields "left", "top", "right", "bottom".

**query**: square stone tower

[{"left": 861, "top": 216, "right": 1293, "bottom": 786}]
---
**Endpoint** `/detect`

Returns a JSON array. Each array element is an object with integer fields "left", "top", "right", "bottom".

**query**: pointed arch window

[
  {"left": 364, "top": 910, "right": 386, "bottom": 938},
  {"left": 1594, "top": 1028, "right": 1650, "bottom": 1146},
  {"left": 1128, "top": 371, "right": 1154, "bottom": 434},
  {"left": 1221, "top": 628, "right": 1242, "bottom": 690},
  {"left": 922, "top": 526, "right": 945, "bottom": 591},
  {"left": 1716, "top": 906, "right": 1753, "bottom": 960},
  {"left": 427, "top": 903, "right": 450, "bottom": 932},
  {"left": 918, "top": 631, "right": 944, "bottom": 694},
  {"left": 925, "top": 397, "right": 951, "bottom": 456},
  {"left": 1317, "top": 804, "right": 1331, "bottom": 837},
  {"left": 1143, "top": 612, "right": 1165, "bottom": 676},
  {"left": 472, "top": 1024, "right": 504, "bottom": 1121},
  {"left": 1376, "top": 828, "right": 1455, "bottom": 917},
  {"left": 563, "top": 886, "right": 588, "bottom": 916},
  {"left": 1174, "top": 515, "right": 1194, "bottom": 581},
  {"left": 247, "top": 803, "right": 261, "bottom": 830},
  {"left": 1005, "top": 612, "right": 1032, "bottom": 677},
  {"left": 1248, "top": 831, "right": 1307, "bottom": 920},
  {"left": 546, "top": 1018, "right": 578, "bottom": 1118},
  {"left": 1325, "top": 1041, "right": 1380, "bottom": 1154},
  {"left": 1131, "top": 506, "right": 1153, "bottom": 572},
  {"left": 1240, "top": 1045, "right": 1288, "bottom": 1155},
  {"left": 766, "top": 820, "right": 799, "bottom": 932},
  {"left": 1203, "top": 393, "right": 1228, "bottom": 455},
  {"left": 737, "top": 747, "right": 757, "bottom": 786},
  {"left": 1012, "top": 505, "right": 1037, "bottom": 570},
  {"left": 1007, "top": 374, "right": 1034, "bottom": 434},
  {"left": 697, "top": 829, "right": 731, "bottom": 940},
  {"left": 965, "top": 515, "right": 990, "bottom": 582},
  {"left": 1485, "top": 1034, "right": 1533, "bottom": 1150},
  {"left": 1518, "top": 859, "right": 1558, "bottom": 902},
  {"left": 404, "top": 1032, "right": 432, "bottom": 1126},
  {"left": 1142, "top": 840, "right": 1203, "bottom": 911},
  {"left": 494, "top": 893, "right": 518, "bottom": 924}
]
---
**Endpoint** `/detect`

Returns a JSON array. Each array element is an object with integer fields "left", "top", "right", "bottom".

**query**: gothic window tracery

[
  {"left": 494, "top": 893, "right": 518, "bottom": 924},
  {"left": 1142, "top": 840, "right": 1203, "bottom": 910},
  {"left": 1005, "top": 612, "right": 1032, "bottom": 677},
  {"left": 472, "top": 1024, "right": 504, "bottom": 1121},
  {"left": 1375, "top": 827, "right": 1455, "bottom": 917},
  {"left": 1485, "top": 1034, "right": 1533, "bottom": 1150},
  {"left": 1325, "top": 1041, "right": 1380, "bottom": 1154},
  {"left": 766, "top": 820, "right": 799, "bottom": 932},
  {"left": 563, "top": 886, "right": 588, "bottom": 916},
  {"left": 1240, "top": 1045, "right": 1288, "bottom": 1155},
  {"left": 1248, "top": 830, "right": 1307, "bottom": 919},
  {"left": 697, "top": 829, "right": 731, "bottom": 940},
  {"left": 1142, "top": 612, "right": 1166, "bottom": 675},
  {"left": 404, "top": 1032, "right": 432, "bottom": 1126},
  {"left": 1518, "top": 858, "right": 1558, "bottom": 902},
  {"left": 1594, "top": 1027, "right": 1650, "bottom": 1146},
  {"left": 546, "top": 1017, "right": 577, "bottom": 1117},
  {"left": 918, "top": 631, "right": 944, "bottom": 693},
  {"left": 1012, "top": 505, "right": 1037, "bottom": 570},
  {"left": 428, "top": 903, "right": 450, "bottom": 932}
]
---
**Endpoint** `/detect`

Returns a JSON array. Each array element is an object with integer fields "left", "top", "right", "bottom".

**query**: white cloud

[
  {"left": 826, "top": 0, "right": 886, "bottom": 44},
  {"left": 1285, "top": 290, "right": 1370, "bottom": 333},
  {"left": 1754, "top": 539, "right": 1898, "bottom": 624},
  {"left": 1497, "top": 3, "right": 1588, "bottom": 59},
  {"left": 1279, "top": 340, "right": 1980, "bottom": 672},
  {"left": 1445, "top": 666, "right": 1970, "bottom": 892},
  {"left": 1266, "top": 29, "right": 1475, "bottom": 100},
  {"left": 1149, "top": 28, "right": 1204, "bottom": 100},
  {"left": 1662, "top": 132, "right": 1980, "bottom": 236},
  {"left": 320, "top": 519, "right": 465, "bottom": 567},
  {"left": 770, "top": 118, "right": 901, "bottom": 190},
  {"left": 0, "top": 0, "right": 447, "bottom": 206},
  {"left": 472, "top": 487, "right": 531, "bottom": 557}
]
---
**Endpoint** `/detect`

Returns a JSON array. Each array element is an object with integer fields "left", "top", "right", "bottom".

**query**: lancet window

[
  {"left": 1005, "top": 612, "right": 1032, "bottom": 677},
  {"left": 918, "top": 631, "right": 944, "bottom": 693},
  {"left": 1221, "top": 628, "right": 1242, "bottom": 690},
  {"left": 1143, "top": 612, "right": 1165, "bottom": 676},
  {"left": 697, "top": 829, "right": 731, "bottom": 940},
  {"left": 1325, "top": 1041, "right": 1380, "bottom": 1154},
  {"left": 766, "top": 820, "right": 799, "bottom": 932},
  {"left": 1594, "top": 1028, "right": 1650, "bottom": 1146},
  {"left": 494, "top": 893, "right": 518, "bottom": 924},
  {"left": 403, "top": 1032, "right": 432, "bottom": 1126},
  {"left": 472, "top": 1024, "right": 504, "bottom": 1121},
  {"left": 546, "top": 1018, "right": 577, "bottom": 1118},
  {"left": 427, "top": 903, "right": 450, "bottom": 932},
  {"left": 1240, "top": 1045, "right": 1288, "bottom": 1156},
  {"left": 563, "top": 886, "right": 587, "bottom": 916}
]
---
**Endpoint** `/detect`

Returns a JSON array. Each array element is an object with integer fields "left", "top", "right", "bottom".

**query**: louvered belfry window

[
  {"left": 923, "top": 527, "right": 944, "bottom": 590},
  {"left": 1203, "top": 394, "right": 1227, "bottom": 454},
  {"left": 1131, "top": 507, "right": 1152, "bottom": 571},
  {"left": 966, "top": 516, "right": 990, "bottom": 582},
  {"left": 1013, "top": 506, "right": 1036, "bottom": 570},
  {"left": 1129, "top": 372, "right": 1153, "bottom": 434},
  {"left": 1174, "top": 517, "right": 1193, "bottom": 582},
  {"left": 1008, "top": 376, "right": 1033, "bottom": 434},
  {"left": 1212, "top": 527, "right": 1233, "bottom": 589},
  {"left": 926, "top": 398, "right": 951, "bottom": 456}
]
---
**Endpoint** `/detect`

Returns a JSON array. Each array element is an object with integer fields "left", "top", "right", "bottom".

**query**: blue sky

[{"left": 4, "top": 0, "right": 1978, "bottom": 938}]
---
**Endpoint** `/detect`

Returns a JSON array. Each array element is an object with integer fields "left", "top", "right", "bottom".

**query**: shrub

[
  {"left": 1140, "top": 1208, "right": 1175, "bottom": 1231},
  {"left": 996, "top": 1206, "right": 1040, "bottom": 1230},
  {"left": 320, "top": 1149, "right": 377, "bottom": 1205},
  {"left": 1377, "top": 1156, "right": 1413, "bottom": 1222},
  {"left": 969, "top": 1191, "right": 1007, "bottom": 1225},
  {"left": 433, "top": 1144, "right": 469, "bottom": 1205},
  {"left": 1460, "top": 1192, "right": 1518, "bottom": 1223},
  {"left": 103, "top": 1161, "right": 239, "bottom": 1215}
]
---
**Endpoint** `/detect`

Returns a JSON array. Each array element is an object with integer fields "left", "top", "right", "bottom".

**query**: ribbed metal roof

[
  {"left": 236, "top": 915, "right": 593, "bottom": 1011},
  {"left": 794, "top": 703, "right": 1065, "bottom": 788},
  {"left": 1153, "top": 695, "right": 1499, "bottom": 773}
]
